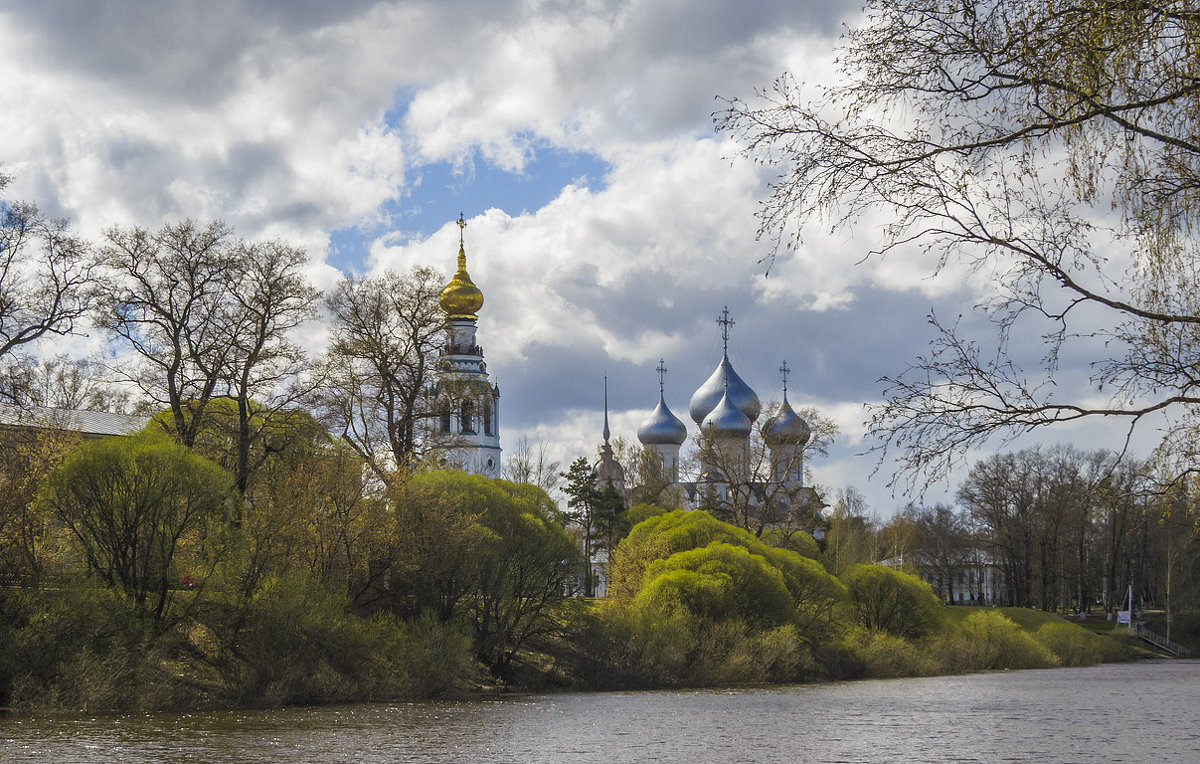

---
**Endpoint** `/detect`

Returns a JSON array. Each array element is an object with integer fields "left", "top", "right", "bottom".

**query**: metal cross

[
  {"left": 717, "top": 306, "right": 734, "bottom": 352},
  {"left": 656, "top": 358, "right": 668, "bottom": 393},
  {"left": 779, "top": 360, "right": 790, "bottom": 394},
  {"left": 457, "top": 212, "right": 467, "bottom": 247}
]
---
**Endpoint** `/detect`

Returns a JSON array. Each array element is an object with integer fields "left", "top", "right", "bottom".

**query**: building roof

[{"left": 0, "top": 403, "right": 148, "bottom": 438}]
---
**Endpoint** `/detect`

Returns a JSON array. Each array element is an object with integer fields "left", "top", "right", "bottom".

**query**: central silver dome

[{"left": 689, "top": 354, "right": 760, "bottom": 425}]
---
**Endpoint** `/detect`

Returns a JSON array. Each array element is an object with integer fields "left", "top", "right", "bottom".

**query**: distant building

[
  {"left": 881, "top": 549, "right": 1008, "bottom": 606},
  {"left": 0, "top": 403, "right": 146, "bottom": 440}
]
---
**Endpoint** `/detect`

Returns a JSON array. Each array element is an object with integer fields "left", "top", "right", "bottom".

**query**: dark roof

[{"left": 0, "top": 403, "right": 147, "bottom": 438}]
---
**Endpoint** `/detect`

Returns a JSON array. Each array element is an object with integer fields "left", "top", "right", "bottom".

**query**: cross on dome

[
  {"left": 717, "top": 306, "right": 734, "bottom": 353},
  {"left": 656, "top": 358, "right": 668, "bottom": 393},
  {"left": 779, "top": 360, "right": 790, "bottom": 395}
]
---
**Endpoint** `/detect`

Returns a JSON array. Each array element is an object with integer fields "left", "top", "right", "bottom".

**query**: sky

[{"left": 0, "top": 0, "right": 1143, "bottom": 516}]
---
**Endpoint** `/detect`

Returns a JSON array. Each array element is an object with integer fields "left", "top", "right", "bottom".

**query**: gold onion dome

[{"left": 439, "top": 215, "right": 484, "bottom": 317}]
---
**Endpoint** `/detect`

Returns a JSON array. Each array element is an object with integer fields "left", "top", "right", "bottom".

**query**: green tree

[
  {"left": 720, "top": 0, "right": 1200, "bottom": 486},
  {"left": 468, "top": 478, "right": 580, "bottom": 678},
  {"left": 38, "top": 432, "right": 235, "bottom": 622},
  {"left": 562, "top": 456, "right": 599, "bottom": 596}
]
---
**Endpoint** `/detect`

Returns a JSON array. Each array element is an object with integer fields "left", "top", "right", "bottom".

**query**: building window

[
  {"left": 483, "top": 400, "right": 493, "bottom": 436},
  {"left": 440, "top": 406, "right": 451, "bottom": 434},
  {"left": 461, "top": 401, "right": 474, "bottom": 434}
]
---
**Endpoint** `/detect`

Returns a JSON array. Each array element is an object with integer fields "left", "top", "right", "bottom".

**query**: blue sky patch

[{"left": 324, "top": 144, "right": 611, "bottom": 273}]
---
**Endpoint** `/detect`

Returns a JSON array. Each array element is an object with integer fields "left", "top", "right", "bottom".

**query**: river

[{"left": 3, "top": 660, "right": 1197, "bottom": 763}]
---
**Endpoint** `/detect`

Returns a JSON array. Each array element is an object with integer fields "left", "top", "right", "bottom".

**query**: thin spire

[
  {"left": 717, "top": 306, "right": 734, "bottom": 354},
  {"left": 603, "top": 375, "right": 611, "bottom": 444},
  {"left": 656, "top": 358, "right": 668, "bottom": 395}
]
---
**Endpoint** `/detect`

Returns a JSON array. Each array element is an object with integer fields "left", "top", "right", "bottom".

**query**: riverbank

[{"left": 0, "top": 586, "right": 1145, "bottom": 717}]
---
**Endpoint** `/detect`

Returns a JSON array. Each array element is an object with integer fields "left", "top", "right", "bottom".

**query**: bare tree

[
  {"left": 313, "top": 267, "right": 444, "bottom": 478},
  {"left": 504, "top": 434, "right": 561, "bottom": 493},
  {"left": 99, "top": 220, "right": 236, "bottom": 448},
  {"left": 0, "top": 173, "right": 97, "bottom": 403},
  {"left": 220, "top": 239, "right": 319, "bottom": 494},
  {"left": 2, "top": 354, "right": 135, "bottom": 412},
  {"left": 719, "top": 0, "right": 1200, "bottom": 488}
]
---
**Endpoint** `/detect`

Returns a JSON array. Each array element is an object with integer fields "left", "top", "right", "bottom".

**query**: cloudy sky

[{"left": 1, "top": 0, "right": 1132, "bottom": 515}]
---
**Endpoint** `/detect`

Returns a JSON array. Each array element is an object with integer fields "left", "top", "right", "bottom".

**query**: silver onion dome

[
  {"left": 701, "top": 390, "right": 752, "bottom": 440},
  {"left": 638, "top": 392, "right": 688, "bottom": 446},
  {"left": 689, "top": 354, "right": 761, "bottom": 425},
  {"left": 762, "top": 394, "right": 812, "bottom": 447}
]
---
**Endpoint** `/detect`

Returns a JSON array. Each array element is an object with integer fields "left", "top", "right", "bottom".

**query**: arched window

[
  {"left": 461, "top": 401, "right": 474, "bottom": 434},
  {"left": 483, "top": 399, "right": 493, "bottom": 436},
  {"left": 440, "top": 405, "right": 451, "bottom": 433}
]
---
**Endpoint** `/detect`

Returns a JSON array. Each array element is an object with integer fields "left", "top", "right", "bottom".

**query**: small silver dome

[
  {"left": 638, "top": 392, "right": 688, "bottom": 446},
  {"left": 689, "top": 354, "right": 760, "bottom": 425},
  {"left": 701, "top": 390, "right": 752, "bottom": 440},
  {"left": 762, "top": 395, "right": 811, "bottom": 447}
]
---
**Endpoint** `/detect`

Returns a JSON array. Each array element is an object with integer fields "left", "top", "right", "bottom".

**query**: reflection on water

[{"left": 4, "top": 660, "right": 1199, "bottom": 763}]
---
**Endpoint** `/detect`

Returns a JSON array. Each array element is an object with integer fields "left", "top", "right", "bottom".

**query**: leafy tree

[
  {"left": 0, "top": 425, "right": 79, "bottom": 586},
  {"left": 824, "top": 487, "right": 880, "bottom": 576},
  {"left": 840, "top": 563, "right": 942, "bottom": 640},
  {"left": 101, "top": 221, "right": 317, "bottom": 493},
  {"left": 720, "top": 0, "right": 1200, "bottom": 486},
  {"left": 612, "top": 509, "right": 845, "bottom": 639},
  {"left": 38, "top": 432, "right": 235, "bottom": 622},
  {"left": 0, "top": 172, "right": 97, "bottom": 402},
  {"left": 636, "top": 542, "right": 795, "bottom": 629},
  {"left": 314, "top": 267, "right": 444, "bottom": 478},
  {"left": 562, "top": 456, "right": 600, "bottom": 596},
  {"left": 468, "top": 478, "right": 580, "bottom": 678}
]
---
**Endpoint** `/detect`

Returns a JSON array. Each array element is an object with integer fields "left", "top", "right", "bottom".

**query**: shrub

[
  {"left": 1034, "top": 622, "right": 1105, "bottom": 667},
  {"left": 637, "top": 542, "right": 795, "bottom": 628},
  {"left": 824, "top": 625, "right": 937, "bottom": 679},
  {"left": 840, "top": 564, "right": 942, "bottom": 639},
  {"left": 960, "top": 610, "right": 1058, "bottom": 670},
  {"left": 1, "top": 585, "right": 188, "bottom": 712}
]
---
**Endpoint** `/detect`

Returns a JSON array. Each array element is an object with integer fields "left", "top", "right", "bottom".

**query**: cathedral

[
  {"left": 631, "top": 308, "right": 815, "bottom": 528},
  {"left": 428, "top": 216, "right": 502, "bottom": 477}
]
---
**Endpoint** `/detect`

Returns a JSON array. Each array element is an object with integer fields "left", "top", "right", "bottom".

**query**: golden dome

[{"left": 439, "top": 245, "right": 484, "bottom": 318}]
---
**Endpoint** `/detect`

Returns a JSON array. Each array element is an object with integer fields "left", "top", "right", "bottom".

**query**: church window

[
  {"left": 461, "top": 401, "right": 474, "bottom": 434},
  {"left": 440, "top": 406, "right": 451, "bottom": 433},
  {"left": 483, "top": 400, "right": 493, "bottom": 436}
]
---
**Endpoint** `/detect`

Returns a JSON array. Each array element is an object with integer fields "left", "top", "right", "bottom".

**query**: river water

[{"left": 3, "top": 660, "right": 1197, "bottom": 763}]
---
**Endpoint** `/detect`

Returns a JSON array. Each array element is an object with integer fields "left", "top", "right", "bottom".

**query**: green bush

[
  {"left": 637, "top": 542, "right": 795, "bottom": 628},
  {"left": 841, "top": 564, "right": 942, "bottom": 639},
  {"left": 1034, "top": 621, "right": 1105, "bottom": 667},
  {"left": 823, "top": 626, "right": 937, "bottom": 679},
  {"left": 960, "top": 610, "right": 1058, "bottom": 670},
  {"left": 1, "top": 585, "right": 191, "bottom": 712}
]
